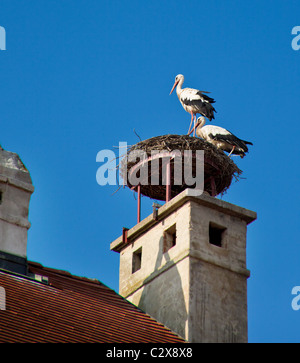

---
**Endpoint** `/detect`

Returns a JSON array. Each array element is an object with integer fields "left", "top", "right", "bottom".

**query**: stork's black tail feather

[{"left": 206, "top": 104, "right": 217, "bottom": 121}]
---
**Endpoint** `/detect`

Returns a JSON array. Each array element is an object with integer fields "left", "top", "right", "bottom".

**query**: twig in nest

[
  {"left": 111, "top": 185, "right": 122, "bottom": 196},
  {"left": 133, "top": 128, "right": 142, "bottom": 142}
]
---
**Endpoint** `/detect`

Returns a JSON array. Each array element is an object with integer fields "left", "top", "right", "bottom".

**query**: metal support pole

[
  {"left": 166, "top": 160, "right": 171, "bottom": 203},
  {"left": 137, "top": 184, "right": 141, "bottom": 223},
  {"left": 122, "top": 227, "right": 129, "bottom": 243}
]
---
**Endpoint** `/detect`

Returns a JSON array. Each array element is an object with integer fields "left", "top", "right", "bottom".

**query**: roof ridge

[{"left": 28, "top": 260, "right": 98, "bottom": 281}]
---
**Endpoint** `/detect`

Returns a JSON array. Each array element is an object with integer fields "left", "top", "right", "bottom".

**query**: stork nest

[{"left": 120, "top": 134, "right": 242, "bottom": 201}]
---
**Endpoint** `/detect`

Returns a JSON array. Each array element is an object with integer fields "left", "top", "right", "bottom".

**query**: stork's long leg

[
  {"left": 228, "top": 146, "right": 236, "bottom": 157},
  {"left": 188, "top": 113, "right": 194, "bottom": 135},
  {"left": 193, "top": 115, "right": 197, "bottom": 136},
  {"left": 193, "top": 117, "right": 196, "bottom": 136}
]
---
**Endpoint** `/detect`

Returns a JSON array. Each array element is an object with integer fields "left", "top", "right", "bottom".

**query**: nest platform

[{"left": 121, "top": 134, "right": 242, "bottom": 201}]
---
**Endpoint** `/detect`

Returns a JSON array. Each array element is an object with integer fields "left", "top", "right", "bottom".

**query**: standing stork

[
  {"left": 170, "top": 74, "right": 216, "bottom": 134},
  {"left": 189, "top": 117, "right": 253, "bottom": 158}
]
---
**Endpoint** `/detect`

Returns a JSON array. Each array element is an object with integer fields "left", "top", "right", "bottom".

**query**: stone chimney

[
  {"left": 110, "top": 189, "right": 256, "bottom": 343},
  {"left": 0, "top": 147, "right": 34, "bottom": 275}
]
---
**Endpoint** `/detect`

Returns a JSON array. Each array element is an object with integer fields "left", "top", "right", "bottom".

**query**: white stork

[
  {"left": 189, "top": 117, "right": 253, "bottom": 158},
  {"left": 170, "top": 74, "right": 216, "bottom": 134}
]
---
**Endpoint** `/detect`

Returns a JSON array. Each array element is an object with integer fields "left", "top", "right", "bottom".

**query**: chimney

[
  {"left": 0, "top": 147, "right": 34, "bottom": 275},
  {"left": 110, "top": 189, "right": 256, "bottom": 343}
]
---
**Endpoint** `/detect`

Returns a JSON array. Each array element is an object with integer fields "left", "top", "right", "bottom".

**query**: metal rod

[
  {"left": 137, "top": 184, "right": 141, "bottom": 223},
  {"left": 122, "top": 227, "right": 129, "bottom": 243},
  {"left": 166, "top": 160, "right": 171, "bottom": 203}
]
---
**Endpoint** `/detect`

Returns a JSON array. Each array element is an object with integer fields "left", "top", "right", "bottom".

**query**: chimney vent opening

[
  {"left": 132, "top": 247, "right": 142, "bottom": 273},
  {"left": 209, "top": 222, "right": 226, "bottom": 247},
  {"left": 163, "top": 224, "right": 176, "bottom": 253}
]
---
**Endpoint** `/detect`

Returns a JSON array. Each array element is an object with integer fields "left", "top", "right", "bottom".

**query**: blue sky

[{"left": 1, "top": 0, "right": 300, "bottom": 343}]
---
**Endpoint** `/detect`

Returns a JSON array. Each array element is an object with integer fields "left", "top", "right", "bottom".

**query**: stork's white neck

[
  {"left": 197, "top": 118, "right": 206, "bottom": 129},
  {"left": 176, "top": 77, "right": 184, "bottom": 96}
]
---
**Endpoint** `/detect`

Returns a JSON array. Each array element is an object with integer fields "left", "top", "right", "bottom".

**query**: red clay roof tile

[{"left": 0, "top": 261, "right": 184, "bottom": 343}]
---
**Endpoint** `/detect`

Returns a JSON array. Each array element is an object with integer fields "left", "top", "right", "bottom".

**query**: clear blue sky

[{"left": 1, "top": 0, "right": 300, "bottom": 343}]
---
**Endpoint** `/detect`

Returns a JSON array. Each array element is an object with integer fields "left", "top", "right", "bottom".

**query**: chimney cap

[{"left": 0, "top": 148, "right": 32, "bottom": 185}]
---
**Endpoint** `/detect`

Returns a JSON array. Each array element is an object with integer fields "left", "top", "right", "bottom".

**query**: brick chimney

[
  {"left": 0, "top": 147, "right": 34, "bottom": 275},
  {"left": 110, "top": 189, "right": 256, "bottom": 343}
]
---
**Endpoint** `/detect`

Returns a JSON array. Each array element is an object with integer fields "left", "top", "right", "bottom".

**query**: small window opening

[
  {"left": 132, "top": 248, "right": 142, "bottom": 273},
  {"left": 0, "top": 191, "right": 2, "bottom": 205},
  {"left": 209, "top": 223, "right": 226, "bottom": 247},
  {"left": 163, "top": 224, "right": 176, "bottom": 253}
]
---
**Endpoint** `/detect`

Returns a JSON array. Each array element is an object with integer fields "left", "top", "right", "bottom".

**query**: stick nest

[{"left": 120, "top": 134, "right": 242, "bottom": 201}]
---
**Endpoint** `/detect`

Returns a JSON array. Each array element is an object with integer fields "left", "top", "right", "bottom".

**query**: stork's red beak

[
  {"left": 188, "top": 121, "right": 200, "bottom": 136},
  {"left": 169, "top": 80, "right": 179, "bottom": 95}
]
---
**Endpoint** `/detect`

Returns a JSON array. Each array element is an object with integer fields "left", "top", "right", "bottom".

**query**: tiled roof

[{"left": 0, "top": 261, "right": 184, "bottom": 343}]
